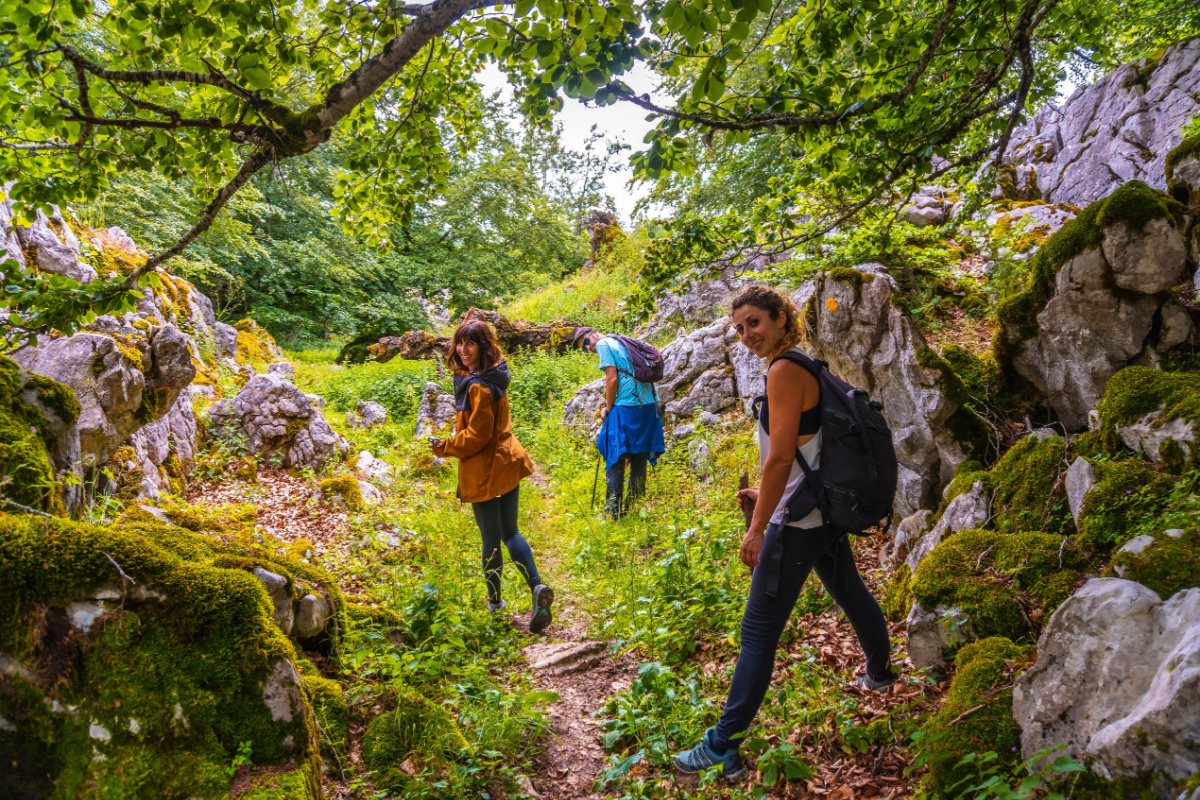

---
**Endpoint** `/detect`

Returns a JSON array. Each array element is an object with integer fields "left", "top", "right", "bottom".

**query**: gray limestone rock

[
  {"left": 14, "top": 206, "right": 98, "bottom": 283},
  {"left": 215, "top": 322, "right": 238, "bottom": 359},
  {"left": 294, "top": 594, "right": 334, "bottom": 639},
  {"left": 664, "top": 367, "right": 737, "bottom": 420},
  {"left": 208, "top": 373, "right": 347, "bottom": 470},
  {"left": 1115, "top": 409, "right": 1196, "bottom": 466},
  {"left": 260, "top": 661, "right": 306, "bottom": 734},
  {"left": 353, "top": 400, "right": 388, "bottom": 430},
  {"left": 1014, "top": 579, "right": 1200, "bottom": 793},
  {"left": 562, "top": 378, "right": 606, "bottom": 437},
  {"left": 729, "top": 340, "right": 765, "bottom": 415},
  {"left": 357, "top": 451, "right": 393, "bottom": 485},
  {"left": 1156, "top": 297, "right": 1194, "bottom": 353},
  {"left": 128, "top": 390, "right": 198, "bottom": 498},
  {"left": 306, "top": 393, "right": 326, "bottom": 409},
  {"left": 905, "top": 601, "right": 975, "bottom": 671},
  {"left": 904, "top": 480, "right": 991, "bottom": 575},
  {"left": 880, "top": 509, "right": 933, "bottom": 572},
  {"left": 252, "top": 568, "right": 295, "bottom": 635},
  {"left": 1007, "top": 211, "right": 1188, "bottom": 430},
  {"left": 658, "top": 318, "right": 731, "bottom": 404},
  {"left": 686, "top": 439, "right": 712, "bottom": 481},
  {"left": 1065, "top": 456, "right": 1097, "bottom": 526},
  {"left": 267, "top": 362, "right": 295, "bottom": 379},
  {"left": 1001, "top": 38, "right": 1200, "bottom": 207},
  {"left": 358, "top": 479, "right": 383, "bottom": 506},
  {"left": 806, "top": 267, "right": 985, "bottom": 494},
  {"left": 895, "top": 464, "right": 934, "bottom": 521},
  {"left": 414, "top": 382, "right": 456, "bottom": 438}
]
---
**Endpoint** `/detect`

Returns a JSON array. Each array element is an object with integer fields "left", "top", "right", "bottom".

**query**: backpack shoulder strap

[{"left": 768, "top": 349, "right": 826, "bottom": 379}]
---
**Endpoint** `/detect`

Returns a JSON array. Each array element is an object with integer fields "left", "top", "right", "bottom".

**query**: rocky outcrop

[
  {"left": 12, "top": 324, "right": 196, "bottom": 467},
  {"left": 127, "top": 391, "right": 198, "bottom": 498},
  {"left": 372, "top": 308, "right": 583, "bottom": 362},
  {"left": 900, "top": 187, "right": 955, "bottom": 227},
  {"left": 805, "top": 267, "right": 988, "bottom": 506},
  {"left": 1014, "top": 579, "right": 1200, "bottom": 795},
  {"left": 209, "top": 373, "right": 347, "bottom": 470},
  {"left": 996, "top": 183, "right": 1192, "bottom": 430},
  {"left": 1001, "top": 37, "right": 1200, "bottom": 207},
  {"left": 657, "top": 318, "right": 739, "bottom": 421},
  {"left": 414, "top": 382, "right": 456, "bottom": 438},
  {"left": 562, "top": 378, "right": 606, "bottom": 436},
  {"left": 346, "top": 400, "right": 388, "bottom": 430},
  {"left": 903, "top": 480, "right": 991, "bottom": 575}
]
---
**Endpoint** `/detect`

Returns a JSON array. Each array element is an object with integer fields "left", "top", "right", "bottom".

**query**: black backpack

[
  {"left": 756, "top": 351, "right": 898, "bottom": 535},
  {"left": 609, "top": 335, "right": 664, "bottom": 384}
]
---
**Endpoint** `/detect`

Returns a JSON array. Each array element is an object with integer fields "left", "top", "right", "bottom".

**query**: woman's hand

[
  {"left": 428, "top": 437, "right": 445, "bottom": 457},
  {"left": 740, "top": 524, "right": 766, "bottom": 569},
  {"left": 736, "top": 488, "right": 759, "bottom": 514}
]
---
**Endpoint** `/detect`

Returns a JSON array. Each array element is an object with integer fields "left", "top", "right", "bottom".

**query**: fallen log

[{"left": 368, "top": 309, "right": 584, "bottom": 362}]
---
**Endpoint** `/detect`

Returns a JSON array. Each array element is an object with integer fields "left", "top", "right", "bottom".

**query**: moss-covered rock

[
  {"left": 918, "top": 637, "right": 1031, "bottom": 794},
  {"left": 361, "top": 689, "right": 470, "bottom": 791},
  {"left": 303, "top": 675, "right": 349, "bottom": 752},
  {"left": 1077, "top": 459, "right": 1175, "bottom": 553},
  {"left": 911, "top": 528, "right": 1088, "bottom": 643},
  {"left": 0, "top": 514, "right": 323, "bottom": 799},
  {"left": 1165, "top": 133, "right": 1200, "bottom": 207},
  {"left": 1094, "top": 367, "right": 1200, "bottom": 469},
  {"left": 0, "top": 355, "right": 74, "bottom": 515},
  {"left": 915, "top": 347, "right": 992, "bottom": 458},
  {"left": 1108, "top": 528, "right": 1200, "bottom": 599},
  {"left": 318, "top": 475, "right": 364, "bottom": 512},
  {"left": 993, "top": 181, "right": 1185, "bottom": 366},
  {"left": 988, "top": 434, "right": 1071, "bottom": 535},
  {"left": 882, "top": 564, "right": 914, "bottom": 623}
]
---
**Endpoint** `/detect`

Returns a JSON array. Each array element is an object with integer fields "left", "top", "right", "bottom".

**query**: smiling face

[
  {"left": 732, "top": 303, "right": 786, "bottom": 358},
  {"left": 456, "top": 337, "right": 480, "bottom": 371}
]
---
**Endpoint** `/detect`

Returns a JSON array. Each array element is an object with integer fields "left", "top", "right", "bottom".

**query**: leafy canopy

[{"left": 0, "top": 0, "right": 1183, "bottom": 336}]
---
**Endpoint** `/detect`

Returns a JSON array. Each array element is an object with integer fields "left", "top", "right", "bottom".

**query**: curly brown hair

[
  {"left": 447, "top": 320, "right": 504, "bottom": 373},
  {"left": 730, "top": 285, "right": 808, "bottom": 361}
]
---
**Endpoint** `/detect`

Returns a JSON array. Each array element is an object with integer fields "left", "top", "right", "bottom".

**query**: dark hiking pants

[
  {"left": 472, "top": 485, "right": 540, "bottom": 605},
  {"left": 712, "top": 523, "right": 891, "bottom": 752},
  {"left": 605, "top": 453, "right": 649, "bottom": 520}
]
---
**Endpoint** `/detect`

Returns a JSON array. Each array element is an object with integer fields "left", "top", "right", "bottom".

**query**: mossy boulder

[
  {"left": 918, "top": 637, "right": 1031, "bottom": 794},
  {"left": 0, "top": 355, "right": 79, "bottom": 515},
  {"left": 0, "top": 513, "right": 323, "bottom": 799},
  {"left": 362, "top": 689, "right": 470, "bottom": 791},
  {"left": 302, "top": 675, "right": 349, "bottom": 752},
  {"left": 318, "top": 475, "right": 365, "bottom": 512},
  {"left": 1094, "top": 367, "right": 1200, "bottom": 471},
  {"left": 987, "top": 434, "right": 1071, "bottom": 536},
  {"left": 992, "top": 181, "right": 1189, "bottom": 430},
  {"left": 1108, "top": 528, "right": 1200, "bottom": 599},
  {"left": 1077, "top": 459, "right": 1175, "bottom": 553},
  {"left": 911, "top": 528, "right": 1088, "bottom": 644}
]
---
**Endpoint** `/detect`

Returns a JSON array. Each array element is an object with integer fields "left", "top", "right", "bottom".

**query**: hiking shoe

[
  {"left": 673, "top": 728, "right": 745, "bottom": 781},
  {"left": 856, "top": 667, "right": 900, "bottom": 691},
  {"left": 487, "top": 599, "right": 508, "bottom": 614},
  {"left": 529, "top": 584, "right": 554, "bottom": 634}
]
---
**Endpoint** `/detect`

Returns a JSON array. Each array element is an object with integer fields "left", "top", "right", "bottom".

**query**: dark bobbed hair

[
  {"left": 447, "top": 320, "right": 504, "bottom": 373},
  {"left": 730, "top": 285, "right": 809, "bottom": 361}
]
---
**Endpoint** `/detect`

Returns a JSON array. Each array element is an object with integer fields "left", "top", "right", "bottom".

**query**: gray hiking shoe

[
  {"left": 856, "top": 667, "right": 900, "bottom": 691},
  {"left": 529, "top": 584, "right": 554, "bottom": 633},
  {"left": 487, "top": 599, "right": 508, "bottom": 614},
  {"left": 673, "top": 728, "right": 745, "bottom": 781}
]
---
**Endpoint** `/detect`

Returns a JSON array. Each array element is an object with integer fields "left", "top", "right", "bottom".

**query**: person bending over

[
  {"left": 430, "top": 320, "right": 554, "bottom": 632},
  {"left": 573, "top": 327, "right": 664, "bottom": 520},
  {"left": 673, "top": 286, "right": 896, "bottom": 780}
]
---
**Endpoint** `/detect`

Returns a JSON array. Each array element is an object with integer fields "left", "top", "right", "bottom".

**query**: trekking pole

[{"left": 590, "top": 453, "right": 602, "bottom": 511}]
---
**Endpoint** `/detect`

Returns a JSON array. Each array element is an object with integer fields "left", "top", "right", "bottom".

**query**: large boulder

[
  {"left": 805, "top": 267, "right": 988, "bottom": 493},
  {"left": 562, "top": 378, "right": 606, "bottom": 436},
  {"left": 1001, "top": 37, "right": 1200, "bottom": 207},
  {"left": 1014, "top": 579, "right": 1200, "bottom": 795},
  {"left": 11, "top": 205, "right": 98, "bottom": 283},
  {"left": 996, "top": 183, "right": 1191, "bottom": 430},
  {"left": 414, "top": 382, "right": 456, "bottom": 438},
  {"left": 658, "top": 318, "right": 739, "bottom": 420},
  {"left": 12, "top": 324, "right": 195, "bottom": 467},
  {"left": 127, "top": 390, "right": 198, "bottom": 498},
  {"left": 209, "top": 373, "right": 347, "bottom": 470},
  {"left": 903, "top": 480, "right": 992, "bottom": 575}
]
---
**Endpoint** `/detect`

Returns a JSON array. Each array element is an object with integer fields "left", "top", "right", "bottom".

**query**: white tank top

[{"left": 757, "top": 345, "right": 824, "bottom": 528}]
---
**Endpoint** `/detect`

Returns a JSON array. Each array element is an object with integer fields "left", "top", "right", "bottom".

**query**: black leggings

[
  {"left": 471, "top": 485, "right": 541, "bottom": 605},
  {"left": 712, "top": 523, "right": 891, "bottom": 752}
]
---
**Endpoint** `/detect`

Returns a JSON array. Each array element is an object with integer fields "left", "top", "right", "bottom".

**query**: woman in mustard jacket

[{"left": 430, "top": 320, "right": 554, "bottom": 632}]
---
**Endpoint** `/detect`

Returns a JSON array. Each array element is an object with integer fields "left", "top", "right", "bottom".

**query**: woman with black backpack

[{"left": 673, "top": 285, "right": 896, "bottom": 781}]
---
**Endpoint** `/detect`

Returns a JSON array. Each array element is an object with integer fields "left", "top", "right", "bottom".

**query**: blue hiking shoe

[
  {"left": 855, "top": 666, "right": 900, "bottom": 691},
  {"left": 673, "top": 728, "right": 745, "bottom": 781}
]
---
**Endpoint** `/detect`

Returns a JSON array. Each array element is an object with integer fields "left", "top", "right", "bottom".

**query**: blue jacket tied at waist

[{"left": 596, "top": 404, "right": 665, "bottom": 469}]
